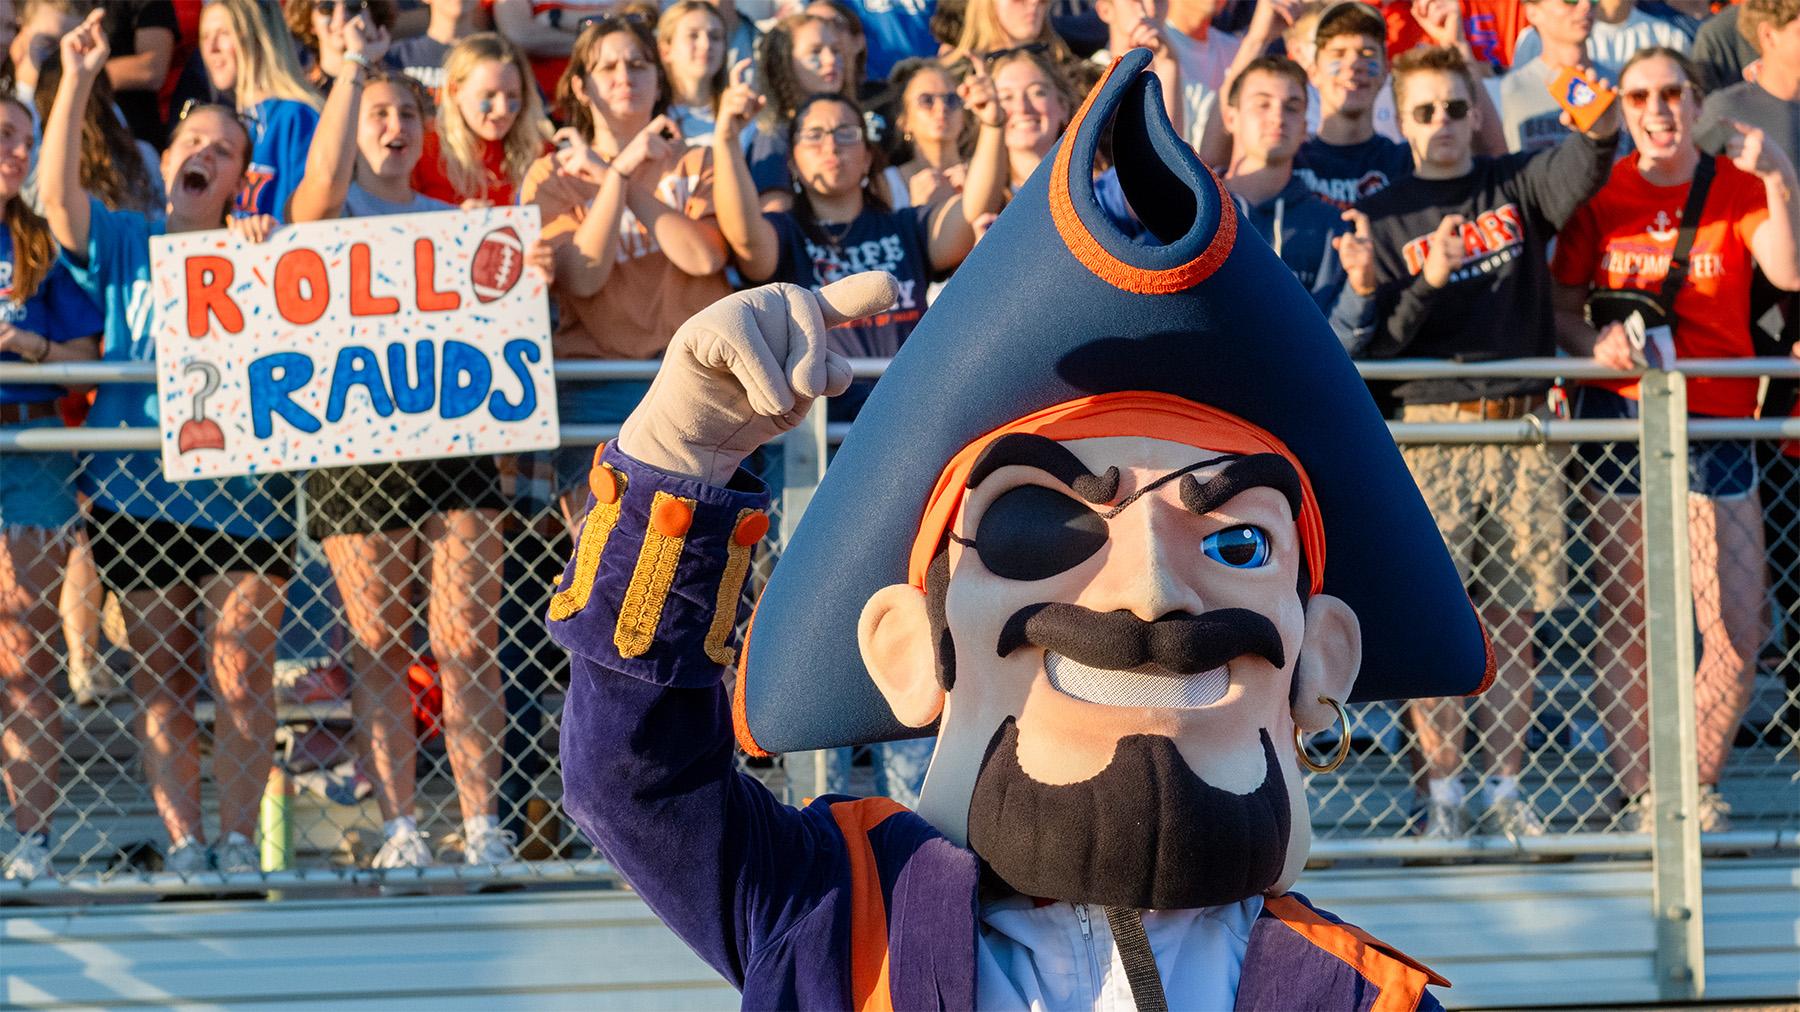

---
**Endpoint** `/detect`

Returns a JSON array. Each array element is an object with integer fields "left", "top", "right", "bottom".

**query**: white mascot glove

[{"left": 618, "top": 272, "right": 899, "bottom": 486}]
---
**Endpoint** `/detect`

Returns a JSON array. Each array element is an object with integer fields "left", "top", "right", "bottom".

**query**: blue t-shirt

[
  {"left": 767, "top": 205, "right": 933, "bottom": 359},
  {"left": 841, "top": 0, "right": 938, "bottom": 81},
  {"left": 1294, "top": 135, "right": 1414, "bottom": 211},
  {"left": 235, "top": 98, "right": 321, "bottom": 223},
  {"left": 0, "top": 231, "right": 105, "bottom": 404},
  {"left": 65, "top": 197, "right": 295, "bottom": 537}
]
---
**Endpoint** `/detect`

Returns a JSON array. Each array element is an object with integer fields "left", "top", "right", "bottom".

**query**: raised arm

[
  {"left": 1516, "top": 88, "right": 1621, "bottom": 230},
  {"left": 1728, "top": 122, "right": 1800, "bottom": 292},
  {"left": 492, "top": 0, "right": 583, "bottom": 57},
  {"left": 957, "top": 69, "right": 1009, "bottom": 221},
  {"left": 711, "top": 61, "right": 781, "bottom": 282},
  {"left": 926, "top": 195, "right": 976, "bottom": 272},
  {"left": 545, "top": 120, "right": 668, "bottom": 298},
  {"left": 288, "top": 12, "right": 389, "bottom": 223},
  {"left": 555, "top": 277, "right": 892, "bottom": 980},
  {"left": 41, "top": 9, "right": 109, "bottom": 256}
]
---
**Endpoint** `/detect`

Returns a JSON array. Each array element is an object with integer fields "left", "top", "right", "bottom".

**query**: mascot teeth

[{"left": 1043, "top": 653, "right": 1230, "bottom": 709}]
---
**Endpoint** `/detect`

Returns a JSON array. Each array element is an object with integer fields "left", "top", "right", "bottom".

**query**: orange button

[
  {"left": 589, "top": 465, "right": 620, "bottom": 504},
  {"left": 733, "top": 512, "right": 770, "bottom": 546},
  {"left": 652, "top": 497, "right": 694, "bottom": 538},
  {"left": 590, "top": 442, "right": 608, "bottom": 469}
]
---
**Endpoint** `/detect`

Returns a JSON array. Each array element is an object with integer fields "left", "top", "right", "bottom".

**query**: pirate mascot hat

[{"left": 735, "top": 50, "right": 1493, "bottom": 756}]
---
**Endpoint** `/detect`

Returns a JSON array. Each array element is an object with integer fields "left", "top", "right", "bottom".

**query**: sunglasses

[
  {"left": 914, "top": 91, "right": 963, "bottom": 111},
  {"left": 1409, "top": 98, "right": 1471, "bottom": 124},
  {"left": 795, "top": 124, "right": 866, "bottom": 147},
  {"left": 1621, "top": 83, "right": 1689, "bottom": 110},
  {"left": 981, "top": 41, "right": 1049, "bottom": 67}
]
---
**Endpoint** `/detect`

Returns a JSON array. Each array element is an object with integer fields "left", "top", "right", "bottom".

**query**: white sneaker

[
  {"left": 1617, "top": 791, "right": 1651, "bottom": 833},
  {"left": 165, "top": 839, "right": 212, "bottom": 875},
  {"left": 1697, "top": 785, "right": 1733, "bottom": 833},
  {"left": 373, "top": 825, "right": 434, "bottom": 869},
  {"left": 1418, "top": 798, "right": 1469, "bottom": 839},
  {"left": 213, "top": 832, "right": 260, "bottom": 874},
  {"left": 3, "top": 834, "right": 53, "bottom": 881},
  {"left": 1482, "top": 796, "right": 1547, "bottom": 839},
  {"left": 462, "top": 824, "right": 518, "bottom": 866}
]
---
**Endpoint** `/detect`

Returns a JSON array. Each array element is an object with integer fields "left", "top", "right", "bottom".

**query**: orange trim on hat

[
  {"left": 732, "top": 605, "right": 773, "bottom": 757},
  {"left": 1049, "top": 58, "right": 1238, "bottom": 295},
  {"left": 907, "top": 392, "right": 1326, "bottom": 597}
]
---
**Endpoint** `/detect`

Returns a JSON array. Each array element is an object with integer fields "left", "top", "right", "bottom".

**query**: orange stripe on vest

[
  {"left": 1263, "top": 893, "right": 1449, "bottom": 1011},
  {"left": 829, "top": 798, "right": 910, "bottom": 1012}
]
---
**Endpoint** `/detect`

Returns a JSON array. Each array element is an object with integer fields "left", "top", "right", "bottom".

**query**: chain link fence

[{"left": 0, "top": 359, "right": 1796, "bottom": 895}]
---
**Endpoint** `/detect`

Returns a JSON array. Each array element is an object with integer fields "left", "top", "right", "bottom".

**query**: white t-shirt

[
  {"left": 975, "top": 895, "right": 1263, "bottom": 1010},
  {"left": 1165, "top": 27, "right": 1241, "bottom": 154},
  {"left": 1511, "top": 7, "right": 1693, "bottom": 81}
]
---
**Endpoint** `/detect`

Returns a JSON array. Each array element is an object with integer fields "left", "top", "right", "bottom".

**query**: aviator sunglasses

[{"left": 1409, "top": 99, "right": 1471, "bottom": 124}]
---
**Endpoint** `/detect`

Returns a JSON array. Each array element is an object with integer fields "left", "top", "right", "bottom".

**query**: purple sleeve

[{"left": 551, "top": 444, "right": 851, "bottom": 988}]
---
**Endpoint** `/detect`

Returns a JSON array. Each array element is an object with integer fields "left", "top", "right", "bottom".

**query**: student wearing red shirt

[
  {"left": 1552, "top": 46, "right": 1800, "bottom": 832},
  {"left": 411, "top": 32, "right": 550, "bottom": 206}
]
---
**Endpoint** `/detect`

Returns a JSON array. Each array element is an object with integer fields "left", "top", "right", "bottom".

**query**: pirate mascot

[{"left": 552, "top": 50, "right": 1489, "bottom": 1010}]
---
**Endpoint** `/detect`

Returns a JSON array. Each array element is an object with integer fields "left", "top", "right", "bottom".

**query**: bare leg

[
  {"left": 321, "top": 530, "right": 421, "bottom": 824},
  {"left": 59, "top": 531, "right": 104, "bottom": 702},
  {"left": 203, "top": 571, "right": 285, "bottom": 840},
  {"left": 426, "top": 509, "right": 504, "bottom": 825},
  {"left": 0, "top": 529, "right": 68, "bottom": 838},
  {"left": 1587, "top": 494, "right": 1650, "bottom": 801},
  {"left": 1474, "top": 607, "right": 1536, "bottom": 781},
  {"left": 1408, "top": 697, "right": 1467, "bottom": 786},
  {"left": 1690, "top": 492, "right": 1768, "bottom": 786},
  {"left": 123, "top": 585, "right": 205, "bottom": 844}
]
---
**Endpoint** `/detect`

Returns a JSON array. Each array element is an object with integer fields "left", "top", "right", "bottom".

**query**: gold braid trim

[
  {"left": 704, "top": 508, "right": 763, "bottom": 665},
  {"left": 615, "top": 491, "right": 695, "bottom": 657},
  {"left": 546, "top": 495, "right": 622, "bottom": 622}
]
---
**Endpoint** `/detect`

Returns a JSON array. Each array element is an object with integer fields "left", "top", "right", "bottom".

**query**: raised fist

[{"left": 617, "top": 273, "right": 900, "bottom": 485}]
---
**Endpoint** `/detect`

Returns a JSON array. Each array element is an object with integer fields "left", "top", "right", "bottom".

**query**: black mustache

[{"left": 996, "top": 603, "right": 1285, "bottom": 674}]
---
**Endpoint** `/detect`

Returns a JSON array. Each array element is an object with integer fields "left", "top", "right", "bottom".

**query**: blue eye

[{"left": 1202, "top": 525, "right": 1271, "bottom": 569}]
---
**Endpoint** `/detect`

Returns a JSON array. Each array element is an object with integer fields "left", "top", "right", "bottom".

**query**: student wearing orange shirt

[
  {"left": 1552, "top": 46, "right": 1800, "bottom": 832},
  {"left": 412, "top": 32, "right": 550, "bottom": 207}
]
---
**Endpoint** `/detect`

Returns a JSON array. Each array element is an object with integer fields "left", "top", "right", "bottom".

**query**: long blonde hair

[
  {"left": 204, "top": 0, "right": 323, "bottom": 111},
  {"left": 437, "top": 33, "right": 549, "bottom": 198},
  {"left": 951, "top": 0, "right": 1071, "bottom": 64},
  {"left": 0, "top": 97, "right": 58, "bottom": 305}
]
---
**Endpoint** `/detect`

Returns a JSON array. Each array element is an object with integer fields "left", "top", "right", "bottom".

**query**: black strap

[
  {"left": 1104, "top": 906, "right": 1169, "bottom": 1012},
  {"left": 1658, "top": 155, "right": 1716, "bottom": 317}
]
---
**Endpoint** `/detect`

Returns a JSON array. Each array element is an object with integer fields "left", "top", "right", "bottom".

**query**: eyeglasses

[
  {"left": 1409, "top": 98, "right": 1471, "bottom": 124},
  {"left": 1621, "top": 83, "right": 1689, "bottom": 110},
  {"left": 981, "top": 42, "right": 1049, "bottom": 68},
  {"left": 795, "top": 125, "right": 865, "bottom": 147},
  {"left": 914, "top": 91, "right": 963, "bottom": 111}
]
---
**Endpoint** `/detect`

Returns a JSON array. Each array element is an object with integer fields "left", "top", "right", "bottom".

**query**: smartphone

[{"left": 1547, "top": 67, "right": 1615, "bottom": 134}]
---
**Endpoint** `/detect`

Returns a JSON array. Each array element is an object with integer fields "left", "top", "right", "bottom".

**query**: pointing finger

[{"left": 816, "top": 271, "right": 900, "bottom": 328}]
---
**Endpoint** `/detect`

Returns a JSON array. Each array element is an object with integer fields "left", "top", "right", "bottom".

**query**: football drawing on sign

[
  {"left": 177, "top": 360, "right": 225, "bottom": 454},
  {"left": 472, "top": 226, "right": 525, "bottom": 303}
]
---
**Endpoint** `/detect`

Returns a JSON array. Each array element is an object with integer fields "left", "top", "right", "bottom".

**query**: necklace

[{"left": 819, "top": 218, "right": 855, "bottom": 247}]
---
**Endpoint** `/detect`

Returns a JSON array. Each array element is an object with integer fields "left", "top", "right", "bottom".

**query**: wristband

[{"left": 343, "top": 51, "right": 372, "bottom": 71}]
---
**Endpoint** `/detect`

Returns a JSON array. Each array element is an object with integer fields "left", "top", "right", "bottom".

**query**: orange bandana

[{"left": 908, "top": 392, "right": 1327, "bottom": 596}]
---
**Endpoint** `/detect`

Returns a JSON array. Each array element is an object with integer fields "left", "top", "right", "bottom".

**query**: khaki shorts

[{"left": 1400, "top": 402, "right": 1567, "bottom": 613}]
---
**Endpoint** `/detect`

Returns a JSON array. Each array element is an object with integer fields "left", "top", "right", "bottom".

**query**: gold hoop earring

[{"left": 1294, "top": 696, "right": 1350, "bottom": 774}]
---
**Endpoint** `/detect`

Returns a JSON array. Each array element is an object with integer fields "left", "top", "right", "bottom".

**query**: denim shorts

[
  {"left": 552, "top": 379, "right": 652, "bottom": 494},
  {"left": 0, "top": 414, "right": 79, "bottom": 530},
  {"left": 1572, "top": 387, "right": 1757, "bottom": 498}
]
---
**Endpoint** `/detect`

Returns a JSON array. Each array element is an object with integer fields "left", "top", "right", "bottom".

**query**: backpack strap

[{"left": 1658, "top": 155, "right": 1717, "bottom": 318}]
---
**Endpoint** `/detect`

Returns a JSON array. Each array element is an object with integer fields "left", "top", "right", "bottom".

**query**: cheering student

[
  {"left": 288, "top": 14, "right": 552, "bottom": 870},
  {"left": 945, "top": 0, "right": 1075, "bottom": 72},
  {"left": 747, "top": 13, "right": 850, "bottom": 207},
  {"left": 959, "top": 47, "right": 1076, "bottom": 211},
  {"left": 657, "top": 0, "right": 728, "bottom": 146},
  {"left": 1552, "top": 47, "right": 1800, "bottom": 833},
  {"left": 713, "top": 81, "right": 979, "bottom": 418},
  {"left": 522, "top": 15, "right": 730, "bottom": 533},
  {"left": 412, "top": 32, "right": 549, "bottom": 207},
  {"left": 889, "top": 58, "right": 972, "bottom": 209},
  {"left": 1343, "top": 45, "right": 1621, "bottom": 840},
  {"left": 0, "top": 92, "right": 103, "bottom": 883},
  {"left": 42, "top": 10, "right": 294, "bottom": 875},
  {"left": 196, "top": 0, "right": 322, "bottom": 221}
]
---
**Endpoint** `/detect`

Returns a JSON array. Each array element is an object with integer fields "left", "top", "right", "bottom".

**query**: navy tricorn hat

[{"left": 734, "top": 50, "right": 1492, "bottom": 755}]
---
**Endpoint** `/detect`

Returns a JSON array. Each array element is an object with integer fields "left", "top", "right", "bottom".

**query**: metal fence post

[
  {"left": 779, "top": 400, "right": 831, "bottom": 805},
  {"left": 1638, "top": 368, "right": 1705, "bottom": 1000}
]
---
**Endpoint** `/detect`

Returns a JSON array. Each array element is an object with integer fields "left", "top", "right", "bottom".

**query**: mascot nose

[{"left": 1084, "top": 505, "right": 1210, "bottom": 623}]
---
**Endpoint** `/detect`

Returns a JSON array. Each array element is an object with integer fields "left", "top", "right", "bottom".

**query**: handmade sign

[{"left": 151, "top": 206, "right": 556, "bottom": 480}]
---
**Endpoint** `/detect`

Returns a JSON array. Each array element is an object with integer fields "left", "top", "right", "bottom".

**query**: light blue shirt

[{"left": 65, "top": 196, "right": 295, "bottom": 538}]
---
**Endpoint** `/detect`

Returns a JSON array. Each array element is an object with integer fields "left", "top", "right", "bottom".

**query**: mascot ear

[
  {"left": 1292, "top": 594, "right": 1361, "bottom": 733},
  {"left": 859, "top": 583, "right": 946, "bottom": 728}
]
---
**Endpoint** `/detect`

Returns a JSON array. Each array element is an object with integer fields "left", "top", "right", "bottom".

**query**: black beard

[{"left": 966, "top": 718, "right": 1291, "bottom": 909}]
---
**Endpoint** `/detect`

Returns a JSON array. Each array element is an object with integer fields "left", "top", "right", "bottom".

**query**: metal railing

[{"left": 2, "top": 356, "right": 1797, "bottom": 997}]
